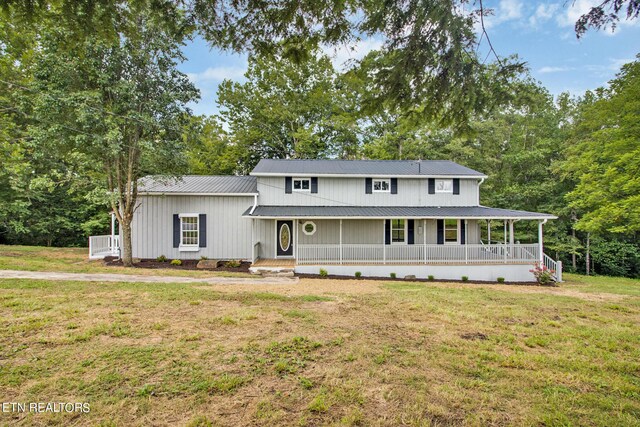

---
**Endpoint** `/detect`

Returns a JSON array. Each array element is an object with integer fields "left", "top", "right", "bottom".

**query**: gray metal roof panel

[
  {"left": 251, "top": 159, "right": 485, "bottom": 177},
  {"left": 139, "top": 175, "right": 258, "bottom": 194},
  {"left": 243, "top": 205, "right": 556, "bottom": 219}
]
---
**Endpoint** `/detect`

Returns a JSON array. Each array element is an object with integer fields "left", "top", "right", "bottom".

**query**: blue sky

[{"left": 179, "top": 0, "right": 640, "bottom": 116}]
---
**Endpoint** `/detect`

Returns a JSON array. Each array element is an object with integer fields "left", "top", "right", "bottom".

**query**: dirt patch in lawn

[{"left": 196, "top": 278, "right": 385, "bottom": 296}]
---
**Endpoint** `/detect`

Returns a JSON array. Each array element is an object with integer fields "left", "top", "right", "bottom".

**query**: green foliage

[
  {"left": 530, "top": 263, "right": 556, "bottom": 286},
  {"left": 224, "top": 260, "right": 241, "bottom": 268},
  {"left": 590, "top": 239, "right": 640, "bottom": 278},
  {"left": 156, "top": 255, "right": 167, "bottom": 263},
  {"left": 390, "top": 272, "right": 396, "bottom": 279},
  {"left": 497, "top": 277, "right": 505, "bottom": 283},
  {"left": 461, "top": 276, "right": 469, "bottom": 282},
  {"left": 319, "top": 269, "right": 328, "bottom": 278},
  {"left": 170, "top": 259, "right": 182, "bottom": 266},
  {"left": 428, "top": 275, "right": 435, "bottom": 281},
  {"left": 354, "top": 271, "right": 362, "bottom": 278}
]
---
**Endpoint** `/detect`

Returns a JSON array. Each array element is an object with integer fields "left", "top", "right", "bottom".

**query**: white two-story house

[{"left": 90, "top": 159, "right": 560, "bottom": 282}]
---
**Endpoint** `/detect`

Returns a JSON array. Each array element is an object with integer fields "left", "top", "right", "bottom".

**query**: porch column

[
  {"left": 295, "top": 220, "right": 299, "bottom": 262},
  {"left": 382, "top": 220, "right": 386, "bottom": 264},
  {"left": 487, "top": 219, "right": 491, "bottom": 243},
  {"left": 464, "top": 219, "right": 468, "bottom": 264},
  {"left": 538, "top": 220, "right": 545, "bottom": 263},
  {"left": 503, "top": 220, "right": 507, "bottom": 263},
  {"left": 339, "top": 219, "right": 343, "bottom": 265},
  {"left": 423, "top": 219, "right": 427, "bottom": 264},
  {"left": 509, "top": 220, "right": 515, "bottom": 245},
  {"left": 110, "top": 212, "right": 116, "bottom": 253}
]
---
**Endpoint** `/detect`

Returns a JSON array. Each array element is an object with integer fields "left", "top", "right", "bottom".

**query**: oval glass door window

[{"left": 279, "top": 224, "right": 291, "bottom": 252}]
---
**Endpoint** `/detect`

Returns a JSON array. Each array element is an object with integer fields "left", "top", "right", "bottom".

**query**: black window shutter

[
  {"left": 408, "top": 219, "right": 415, "bottom": 244},
  {"left": 460, "top": 219, "right": 466, "bottom": 245},
  {"left": 391, "top": 178, "right": 398, "bottom": 194},
  {"left": 285, "top": 177, "right": 292, "bottom": 194},
  {"left": 384, "top": 219, "right": 391, "bottom": 245},
  {"left": 365, "top": 178, "right": 372, "bottom": 194},
  {"left": 453, "top": 178, "right": 460, "bottom": 195},
  {"left": 437, "top": 219, "right": 444, "bottom": 245},
  {"left": 310, "top": 177, "right": 318, "bottom": 193},
  {"left": 173, "top": 214, "right": 180, "bottom": 248},
  {"left": 199, "top": 214, "right": 207, "bottom": 248},
  {"left": 428, "top": 178, "right": 435, "bottom": 194}
]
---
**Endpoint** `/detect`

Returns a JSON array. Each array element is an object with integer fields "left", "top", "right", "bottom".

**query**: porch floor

[{"left": 251, "top": 258, "right": 296, "bottom": 268}]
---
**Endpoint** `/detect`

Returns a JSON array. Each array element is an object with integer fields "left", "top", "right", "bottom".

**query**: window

[
  {"left": 180, "top": 214, "right": 199, "bottom": 247},
  {"left": 373, "top": 179, "right": 391, "bottom": 192},
  {"left": 444, "top": 219, "right": 458, "bottom": 244},
  {"left": 293, "top": 178, "right": 311, "bottom": 191},
  {"left": 435, "top": 179, "right": 453, "bottom": 193},
  {"left": 391, "top": 219, "right": 406, "bottom": 244},
  {"left": 302, "top": 221, "right": 316, "bottom": 236}
]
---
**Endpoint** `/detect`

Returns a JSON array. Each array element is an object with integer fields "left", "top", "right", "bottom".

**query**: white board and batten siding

[
  {"left": 131, "top": 195, "right": 254, "bottom": 260},
  {"left": 256, "top": 177, "right": 479, "bottom": 207}
]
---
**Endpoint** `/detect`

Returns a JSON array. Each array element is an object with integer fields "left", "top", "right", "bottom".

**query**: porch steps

[{"left": 249, "top": 266, "right": 296, "bottom": 278}]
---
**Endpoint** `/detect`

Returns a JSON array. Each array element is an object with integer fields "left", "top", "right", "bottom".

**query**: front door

[{"left": 276, "top": 220, "right": 294, "bottom": 257}]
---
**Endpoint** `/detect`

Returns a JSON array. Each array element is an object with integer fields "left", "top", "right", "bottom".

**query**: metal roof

[
  {"left": 243, "top": 205, "right": 556, "bottom": 220},
  {"left": 250, "top": 159, "right": 486, "bottom": 177},
  {"left": 139, "top": 175, "right": 257, "bottom": 195}
]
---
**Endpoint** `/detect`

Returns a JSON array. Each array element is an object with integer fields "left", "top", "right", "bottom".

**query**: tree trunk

[
  {"left": 585, "top": 232, "right": 590, "bottom": 276},
  {"left": 571, "top": 227, "right": 577, "bottom": 270},
  {"left": 121, "top": 220, "right": 133, "bottom": 267}
]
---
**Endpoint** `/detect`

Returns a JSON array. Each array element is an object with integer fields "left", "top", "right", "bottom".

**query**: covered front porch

[{"left": 245, "top": 206, "right": 562, "bottom": 281}]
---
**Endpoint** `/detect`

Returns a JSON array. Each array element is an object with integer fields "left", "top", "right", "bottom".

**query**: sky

[{"left": 179, "top": 0, "right": 640, "bottom": 116}]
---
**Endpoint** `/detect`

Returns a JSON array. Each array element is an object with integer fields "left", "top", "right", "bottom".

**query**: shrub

[
  {"left": 170, "top": 259, "right": 182, "bottom": 266},
  {"left": 355, "top": 271, "right": 362, "bottom": 278},
  {"left": 200, "top": 255, "right": 208, "bottom": 260},
  {"left": 224, "top": 260, "right": 241, "bottom": 268},
  {"left": 319, "top": 268, "right": 328, "bottom": 277},
  {"left": 390, "top": 272, "right": 397, "bottom": 279},
  {"left": 461, "top": 276, "right": 469, "bottom": 282},
  {"left": 427, "top": 275, "right": 435, "bottom": 281},
  {"left": 156, "top": 255, "right": 168, "bottom": 262},
  {"left": 497, "top": 277, "right": 505, "bottom": 283},
  {"left": 530, "top": 262, "right": 556, "bottom": 285}
]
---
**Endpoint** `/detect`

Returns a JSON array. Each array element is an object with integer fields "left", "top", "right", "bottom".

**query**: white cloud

[
  {"left": 538, "top": 66, "right": 572, "bottom": 74},
  {"left": 187, "top": 65, "right": 247, "bottom": 84},
  {"left": 482, "top": 0, "right": 524, "bottom": 29},
  {"left": 529, "top": 3, "right": 560, "bottom": 27},
  {"left": 323, "top": 37, "right": 384, "bottom": 70}
]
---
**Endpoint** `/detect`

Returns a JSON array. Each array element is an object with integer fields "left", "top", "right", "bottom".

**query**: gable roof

[
  {"left": 139, "top": 175, "right": 257, "bottom": 195},
  {"left": 250, "top": 159, "right": 486, "bottom": 178}
]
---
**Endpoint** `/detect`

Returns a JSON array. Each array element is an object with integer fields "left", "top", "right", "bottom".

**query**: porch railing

[
  {"left": 297, "top": 243, "right": 541, "bottom": 265},
  {"left": 543, "top": 253, "right": 563, "bottom": 282},
  {"left": 89, "top": 235, "right": 120, "bottom": 259}
]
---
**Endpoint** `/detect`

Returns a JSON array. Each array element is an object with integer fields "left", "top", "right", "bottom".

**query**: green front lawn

[
  {"left": 0, "top": 245, "right": 253, "bottom": 278},
  {"left": 1, "top": 266, "right": 639, "bottom": 425}
]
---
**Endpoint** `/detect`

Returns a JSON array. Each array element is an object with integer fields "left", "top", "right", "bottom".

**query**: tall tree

[
  {"left": 562, "top": 56, "right": 640, "bottom": 236},
  {"left": 29, "top": 10, "right": 198, "bottom": 265}
]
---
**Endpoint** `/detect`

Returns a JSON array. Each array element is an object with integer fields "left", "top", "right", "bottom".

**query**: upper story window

[
  {"left": 373, "top": 179, "right": 390, "bottom": 193},
  {"left": 293, "top": 178, "right": 311, "bottom": 192},
  {"left": 435, "top": 179, "right": 453, "bottom": 193}
]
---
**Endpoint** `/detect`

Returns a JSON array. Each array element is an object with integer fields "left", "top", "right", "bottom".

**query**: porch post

[
  {"left": 464, "top": 219, "right": 468, "bottom": 264},
  {"left": 487, "top": 219, "right": 491, "bottom": 243},
  {"left": 382, "top": 220, "right": 386, "bottom": 264},
  {"left": 509, "top": 220, "right": 514, "bottom": 245},
  {"left": 295, "top": 220, "right": 299, "bottom": 262},
  {"left": 423, "top": 219, "right": 427, "bottom": 265},
  {"left": 339, "top": 219, "right": 343, "bottom": 265},
  {"left": 503, "top": 220, "right": 507, "bottom": 263},
  {"left": 110, "top": 212, "right": 116, "bottom": 253},
  {"left": 538, "top": 220, "right": 544, "bottom": 263}
]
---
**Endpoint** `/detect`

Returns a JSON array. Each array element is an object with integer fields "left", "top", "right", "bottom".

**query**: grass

[
  {"left": 0, "top": 244, "right": 253, "bottom": 278},
  {"left": 0, "top": 247, "right": 639, "bottom": 425}
]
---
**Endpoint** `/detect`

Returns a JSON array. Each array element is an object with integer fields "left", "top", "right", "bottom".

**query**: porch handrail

[
  {"left": 543, "top": 253, "right": 563, "bottom": 282},
  {"left": 89, "top": 235, "right": 120, "bottom": 259}
]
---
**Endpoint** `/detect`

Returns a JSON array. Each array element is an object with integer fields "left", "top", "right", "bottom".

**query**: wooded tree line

[{"left": 0, "top": 1, "right": 638, "bottom": 275}]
